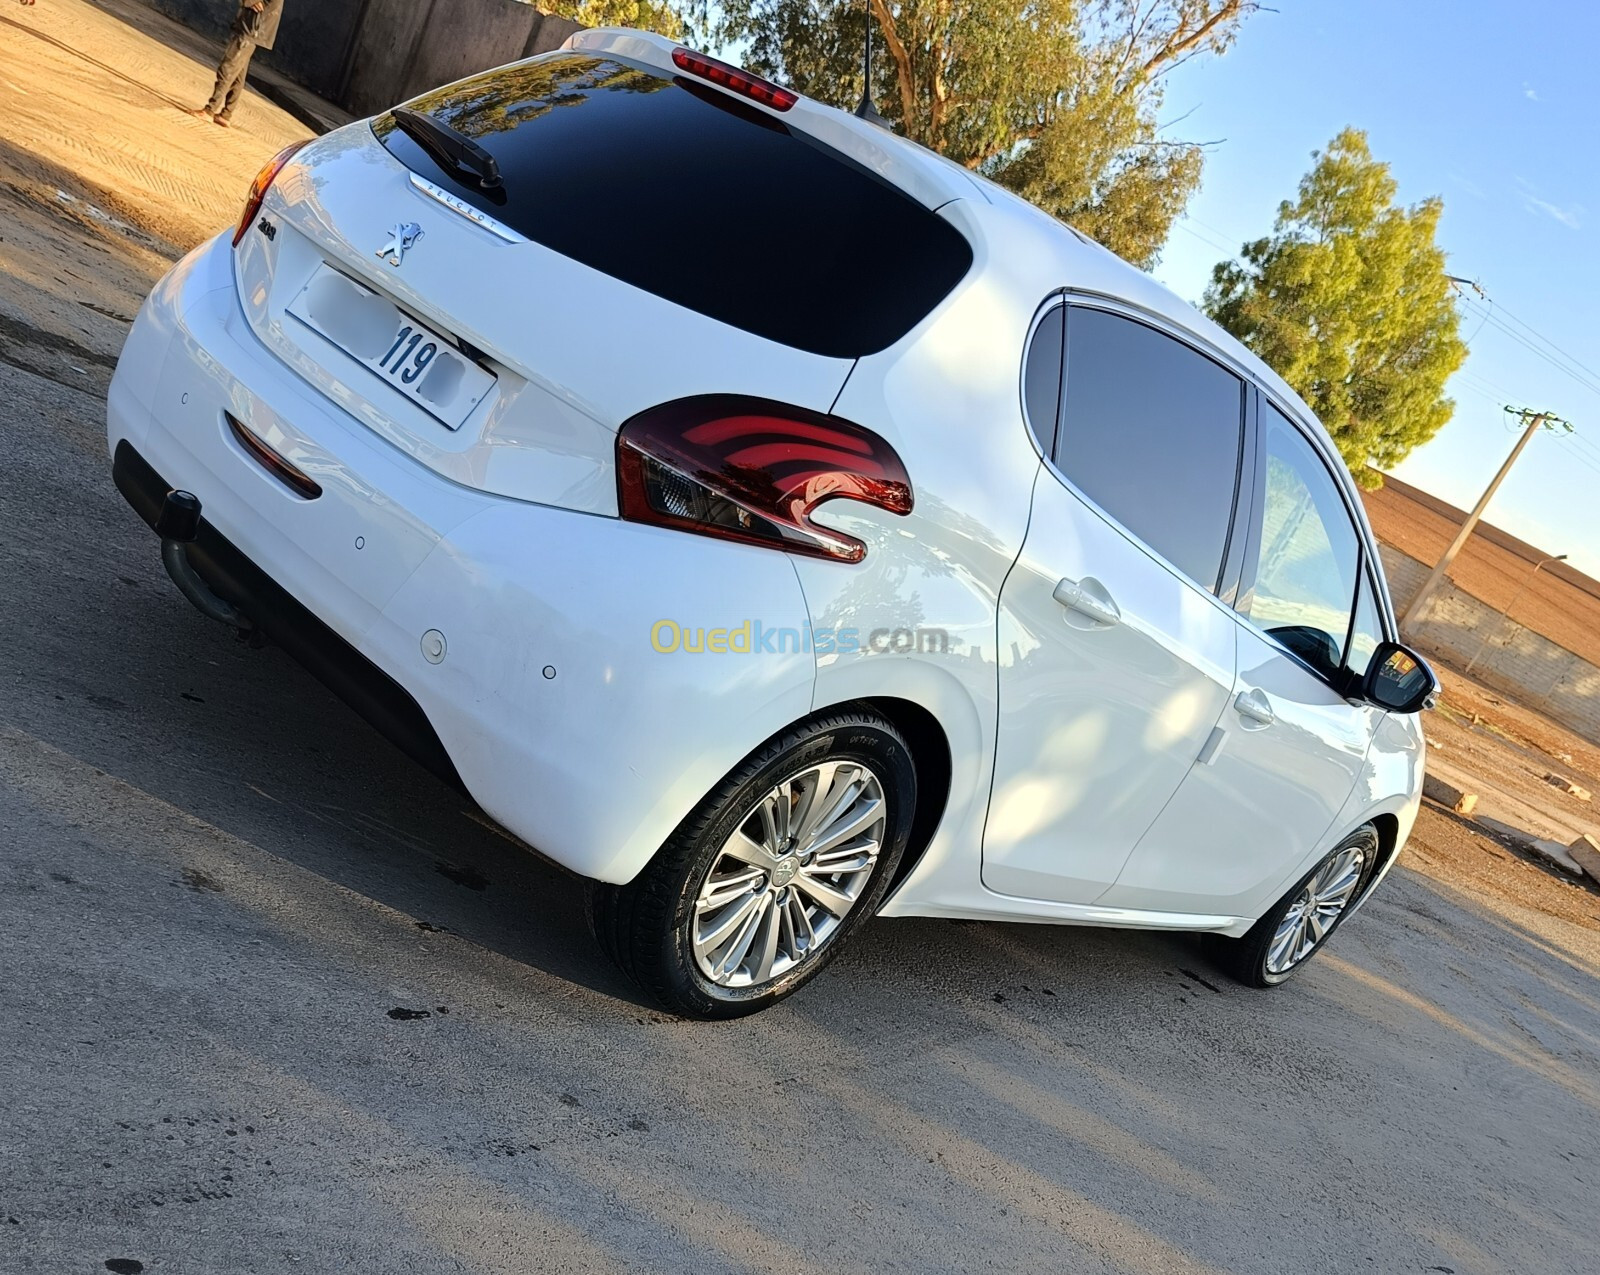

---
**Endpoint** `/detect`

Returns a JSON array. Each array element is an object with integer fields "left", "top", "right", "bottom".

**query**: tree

[
  {"left": 1205, "top": 129, "right": 1467, "bottom": 486},
  {"left": 560, "top": 0, "right": 685, "bottom": 39},
  {"left": 700, "top": 1, "right": 1260, "bottom": 269}
]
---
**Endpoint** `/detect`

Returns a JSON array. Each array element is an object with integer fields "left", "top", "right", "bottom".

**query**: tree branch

[
  {"left": 963, "top": 122, "right": 1044, "bottom": 170},
  {"left": 1138, "top": 1, "right": 1258, "bottom": 79},
  {"left": 1114, "top": 0, "right": 1159, "bottom": 84},
  {"left": 868, "top": 0, "right": 918, "bottom": 137}
]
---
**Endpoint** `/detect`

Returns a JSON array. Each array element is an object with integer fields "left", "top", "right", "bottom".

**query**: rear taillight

[
  {"left": 671, "top": 48, "right": 798, "bottom": 112},
  {"left": 232, "top": 141, "right": 307, "bottom": 246},
  {"left": 226, "top": 411, "right": 322, "bottom": 500},
  {"left": 617, "top": 396, "right": 912, "bottom": 563}
]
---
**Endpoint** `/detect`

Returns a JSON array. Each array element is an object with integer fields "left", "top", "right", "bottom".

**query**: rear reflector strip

[
  {"left": 225, "top": 412, "right": 322, "bottom": 500},
  {"left": 671, "top": 48, "right": 797, "bottom": 112}
]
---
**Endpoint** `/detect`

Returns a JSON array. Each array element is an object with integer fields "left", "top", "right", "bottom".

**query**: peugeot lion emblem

[{"left": 376, "top": 222, "right": 423, "bottom": 266}]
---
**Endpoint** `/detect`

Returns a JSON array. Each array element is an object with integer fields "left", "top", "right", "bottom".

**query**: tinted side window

[
  {"left": 1244, "top": 406, "right": 1361, "bottom": 679},
  {"left": 1058, "top": 308, "right": 1244, "bottom": 591},
  {"left": 1347, "top": 570, "right": 1386, "bottom": 679},
  {"left": 1023, "top": 302, "right": 1065, "bottom": 455},
  {"left": 375, "top": 56, "right": 973, "bottom": 358}
]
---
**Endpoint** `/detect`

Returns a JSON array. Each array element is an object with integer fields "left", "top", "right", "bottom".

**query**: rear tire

[
  {"left": 591, "top": 709, "right": 916, "bottom": 1019},
  {"left": 1212, "top": 825, "right": 1380, "bottom": 988}
]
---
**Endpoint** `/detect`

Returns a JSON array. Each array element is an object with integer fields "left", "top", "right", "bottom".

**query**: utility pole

[{"left": 1401, "top": 406, "right": 1572, "bottom": 632}]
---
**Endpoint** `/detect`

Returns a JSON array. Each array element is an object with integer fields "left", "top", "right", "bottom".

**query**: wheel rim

[
  {"left": 691, "top": 760, "right": 886, "bottom": 989},
  {"left": 1265, "top": 844, "right": 1367, "bottom": 975}
]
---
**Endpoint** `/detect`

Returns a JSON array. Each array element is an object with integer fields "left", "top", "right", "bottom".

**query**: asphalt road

[{"left": 3, "top": 4, "right": 1600, "bottom": 1274}]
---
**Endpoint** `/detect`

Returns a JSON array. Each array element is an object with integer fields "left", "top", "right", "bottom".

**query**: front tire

[
  {"left": 591, "top": 709, "right": 916, "bottom": 1019},
  {"left": 1213, "top": 825, "right": 1380, "bottom": 988}
]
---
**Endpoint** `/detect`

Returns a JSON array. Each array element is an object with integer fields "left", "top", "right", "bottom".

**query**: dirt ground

[
  {"left": 1420, "top": 662, "right": 1600, "bottom": 927},
  {"left": 0, "top": 0, "right": 310, "bottom": 412},
  {"left": 3, "top": 5, "right": 1599, "bottom": 1274}
]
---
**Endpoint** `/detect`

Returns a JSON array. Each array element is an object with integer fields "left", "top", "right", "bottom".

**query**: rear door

[
  {"left": 982, "top": 302, "right": 1247, "bottom": 905},
  {"left": 1100, "top": 400, "right": 1383, "bottom": 917}
]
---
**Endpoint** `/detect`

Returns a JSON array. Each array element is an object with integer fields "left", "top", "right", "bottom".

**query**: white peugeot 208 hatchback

[{"left": 108, "top": 28, "right": 1436, "bottom": 1017}]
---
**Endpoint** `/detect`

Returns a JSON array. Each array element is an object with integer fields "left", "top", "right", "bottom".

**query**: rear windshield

[{"left": 373, "top": 55, "right": 973, "bottom": 359}]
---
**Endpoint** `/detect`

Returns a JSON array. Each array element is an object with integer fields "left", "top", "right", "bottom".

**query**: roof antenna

[{"left": 854, "top": 0, "right": 888, "bottom": 127}]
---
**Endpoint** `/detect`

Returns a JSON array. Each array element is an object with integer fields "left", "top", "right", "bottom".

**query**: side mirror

[{"left": 1363, "top": 642, "right": 1438, "bottom": 714}]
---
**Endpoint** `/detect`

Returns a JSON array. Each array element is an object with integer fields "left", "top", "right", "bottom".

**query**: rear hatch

[{"left": 234, "top": 41, "right": 974, "bottom": 512}]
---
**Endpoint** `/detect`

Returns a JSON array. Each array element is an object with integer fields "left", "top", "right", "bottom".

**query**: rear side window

[
  {"left": 1057, "top": 307, "right": 1244, "bottom": 591},
  {"left": 374, "top": 55, "right": 973, "bottom": 358},
  {"left": 1242, "top": 406, "right": 1361, "bottom": 680},
  {"left": 1022, "top": 302, "right": 1065, "bottom": 455}
]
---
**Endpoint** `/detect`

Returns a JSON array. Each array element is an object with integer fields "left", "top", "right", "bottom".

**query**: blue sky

[{"left": 1152, "top": 0, "right": 1600, "bottom": 575}]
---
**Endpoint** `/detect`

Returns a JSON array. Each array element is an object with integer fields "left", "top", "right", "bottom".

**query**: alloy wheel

[
  {"left": 691, "top": 760, "right": 886, "bottom": 988},
  {"left": 1264, "top": 843, "right": 1368, "bottom": 975}
]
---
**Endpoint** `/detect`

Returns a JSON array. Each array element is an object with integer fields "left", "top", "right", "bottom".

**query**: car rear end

[{"left": 107, "top": 29, "right": 976, "bottom": 883}]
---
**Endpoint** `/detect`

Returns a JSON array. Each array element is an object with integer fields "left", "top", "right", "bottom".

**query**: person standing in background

[{"left": 190, "top": 0, "right": 285, "bottom": 128}]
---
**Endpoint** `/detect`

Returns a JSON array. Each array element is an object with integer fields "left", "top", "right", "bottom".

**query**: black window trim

[
  {"left": 1025, "top": 292, "right": 1250, "bottom": 601},
  {"left": 1018, "top": 288, "right": 1398, "bottom": 693},
  {"left": 1341, "top": 556, "right": 1387, "bottom": 689},
  {"left": 1019, "top": 294, "right": 1067, "bottom": 461},
  {"left": 1233, "top": 385, "right": 1393, "bottom": 693}
]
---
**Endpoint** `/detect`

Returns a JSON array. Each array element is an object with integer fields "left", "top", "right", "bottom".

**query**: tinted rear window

[{"left": 374, "top": 55, "right": 973, "bottom": 358}]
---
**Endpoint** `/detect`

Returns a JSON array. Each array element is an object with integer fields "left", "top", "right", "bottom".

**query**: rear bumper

[
  {"left": 107, "top": 234, "right": 817, "bottom": 884},
  {"left": 113, "top": 439, "right": 463, "bottom": 791}
]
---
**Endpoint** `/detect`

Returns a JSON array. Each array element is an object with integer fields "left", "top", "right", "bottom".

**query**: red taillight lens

[
  {"left": 226, "top": 411, "right": 322, "bottom": 500},
  {"left": 617, "top": 396, "right": 912, "bottom": 563},
  {"left": 233, "top": 141, "right": 308, "bottom": 246},
  {"left": 671, "top": 48, "right": 798, "bottom": 112}
]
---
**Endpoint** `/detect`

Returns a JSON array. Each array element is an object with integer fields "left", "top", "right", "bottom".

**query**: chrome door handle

[
  {"left": 1234, "top": 688, "right": 1275, "bottom": 728},
  {"left": 1052, "top": 576, "right": 1121, "bottom": 626}
]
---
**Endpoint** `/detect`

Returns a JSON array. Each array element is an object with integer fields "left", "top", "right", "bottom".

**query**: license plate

[{"left": 287, "top": 265, "right": 494, "bottom": 430}]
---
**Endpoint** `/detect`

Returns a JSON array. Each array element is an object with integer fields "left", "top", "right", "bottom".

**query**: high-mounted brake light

[
  {"left": 617, "top": 396, "right": 912, "bottom": 563},
  {"left": 233, "top": 141, "right": 308, "bottom": 247},
  {"left": 671, "top": 48, "right": 798, "bottom": 112}
]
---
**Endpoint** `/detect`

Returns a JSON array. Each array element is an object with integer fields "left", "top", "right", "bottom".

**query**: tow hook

[{"left": 156, "top": 490, "right": 260, "bottom": 643}]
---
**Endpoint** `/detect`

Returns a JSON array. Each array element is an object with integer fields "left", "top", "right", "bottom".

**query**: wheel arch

[
  {"left": 1368, "top": 811, "right": 1400, "bottom": 874},
  {"left": 1356, "top": 810, "right": 1402, "bottom": 905},
  {"left": 852, "top": 695, "right": 954, "bottom": 892}
]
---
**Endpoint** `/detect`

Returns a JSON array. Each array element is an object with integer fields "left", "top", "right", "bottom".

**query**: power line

[
  {"left": 1453, "top": 292, "right": 1600, "bottom": 402},
  {"left": 1553, "top": 439, "right": 1600, "bottom": 482},
  {"left": 1492, "top": 301, "right": 1600, "bottom": 390},
  {"left": 1173, "top": 220, "right": 1238, "bottom": 257},
  {"left": 1186, "top": 214, "right": 1246, "bottom": 250},
  {"left": 1477, "top": 310, "right": 1600, "bottom": 398},
  {"left": 1455, "top": 370, "right": 1515, "bottom": 405},
  {"left": 1562, "top": 430, "right": 1600, "bottom": 471}
]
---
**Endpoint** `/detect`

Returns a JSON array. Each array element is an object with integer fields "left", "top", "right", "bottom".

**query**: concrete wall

[
  {"left": 1382, "top": 545, "right": 1600, "bottom": 744},
  {"left": 137, "top": 0, "right": 581, "bottom": 112},
  {"left": 136, "top": 0, "right": 362, "bottom": 97},
  {"left": 341, "top": 0, "right": 580, "bottom": 116}
]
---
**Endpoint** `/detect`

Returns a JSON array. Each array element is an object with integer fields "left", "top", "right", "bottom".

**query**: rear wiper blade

[{"left": 392, "top": 107, "right": 503, "bottom": 192}]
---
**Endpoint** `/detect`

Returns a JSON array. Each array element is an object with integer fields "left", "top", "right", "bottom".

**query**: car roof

[
  {"left": 565, "top": 29, "right": 1387, "bottom": 590},
  {"left": 567, "top": 31, "right": 1317, "bottom": 432}
]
